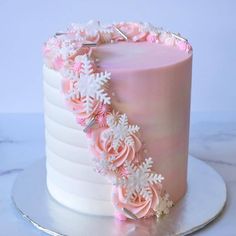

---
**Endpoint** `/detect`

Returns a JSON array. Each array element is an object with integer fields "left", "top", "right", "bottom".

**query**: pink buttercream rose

[
  {"left": 53, "top": 55, "right": 64, "bottom": 70},
  {"left": 185, "top": 43, "right": 192, "bottom": 53},
  {"left": 112, "top": 184, "right": 161, "bottom": 219},
  {"left": 77, "top": 30, "right": 101, "bottom": 44},
  {"left": 90, "top": 127, "right": 142, "bottom": 169},
  {"left": 175, "top": 40, "right": 192, "bottom": 52},
  {"left": 67, "top": 45, "right": 92, "bottom": 61},
  {"left": 43, "top": 37, "right": 68, "bottom": 70},
  {"left": 112, "top": 22, "right": 148, "bottom": 42},
  {"left": 61, "top": 78, "right": 101, "bottom": 124},
  {"left": 43, "top": 34, "right": 93, "bottom": 71},
  {"left": 99, "top": 32, "right": 113, "bottom": 44},
  {"left": 146, "top": 33, "right": 159, "bottom": 43}
]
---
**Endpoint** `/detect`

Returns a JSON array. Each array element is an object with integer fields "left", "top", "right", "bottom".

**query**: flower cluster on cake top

[{"left": 42, "top": 20, "right": 187, "bottom": 220}]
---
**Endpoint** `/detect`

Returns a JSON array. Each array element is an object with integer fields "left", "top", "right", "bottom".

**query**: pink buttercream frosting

[
  {"left": 91, "top": 127, "right": 142, "bottom": 169},
  {"left": 112, "top": 184, "right": 161, "bottom": 219},
  {"left": 43, "top": 21, "right": 192, "bottom": 71},
  {"left": 61, "top": 78, "right": 101, "bottom": 122},
  {"left": 113, "top": 22, "right": 148, "bottom": 42}
]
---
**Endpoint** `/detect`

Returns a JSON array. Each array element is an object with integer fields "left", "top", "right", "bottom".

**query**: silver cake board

[{"left": 12, "top": 156, "right": 226, "bottom": 236}]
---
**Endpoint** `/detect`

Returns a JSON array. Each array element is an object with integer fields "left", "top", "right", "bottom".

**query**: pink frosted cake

[{"left": 43, "top": 20, "right": 192, "bottom": 220}]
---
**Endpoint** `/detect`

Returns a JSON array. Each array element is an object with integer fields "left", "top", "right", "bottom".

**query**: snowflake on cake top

[
  {"left": 59, "top": 39, "right": 78, "bottom": 59},
  {"left": 139, "top": 22, "right": 163, "bottom": 34},
  {"left": 155, "top": 193, "right": 174, "bottom": 218},
  {"left": 66, "top": 56, "right": 111, "bottom": 113},
  {"left": 93, "top": 152, "right": 116, "bottom": 175},
  {"left": 71, "top": 20, "right": 113, "bottom": 37},
  {"left": 116, "top": 157, "right": 164, "bottom": 202},
  {"left": 105, "top": 112, "right": 140, "bottom": 151}
]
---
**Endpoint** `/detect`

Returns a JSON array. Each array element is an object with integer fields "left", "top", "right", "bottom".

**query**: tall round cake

[{"left": 43, "top": 21, "right": 192, "bottom": 220}]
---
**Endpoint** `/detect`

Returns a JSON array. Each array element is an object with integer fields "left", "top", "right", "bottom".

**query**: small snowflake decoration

[
  {"left": 155, "top": 193, "right": 174, "bottom": 218},
  {"left": 105, "top": 112, "right": 140, "bottom": 151},
  {"left": 139, "top": 22, "right": 163, "bottom": 34},
  {"left": 71, "top": 20, "right": 112, "bottom": 38},
  {"left": 93, "top": 152, "right": 116, "bottom": 175},
  {"left": 59, "top": 39, "right": 78, "bottom": 60},
  {"left": 115, "top": 157, "right": 164, "bottom": 202},
  {"left": 61, "top": 55, "right": 90, "bottom": 80},
  {"left": 66, "top": 56, "right": 111, "bottom": 113}
]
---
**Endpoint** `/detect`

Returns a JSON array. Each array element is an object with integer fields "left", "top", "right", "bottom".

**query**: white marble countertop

[{"left": 0, "top": 112, "right": 235, "bottom": 236}]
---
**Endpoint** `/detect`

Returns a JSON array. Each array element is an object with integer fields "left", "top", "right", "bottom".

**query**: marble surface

[{"left": 0, "top": 112, "right": 235, "bottom": 236}]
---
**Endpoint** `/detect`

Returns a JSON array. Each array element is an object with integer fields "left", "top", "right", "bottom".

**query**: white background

[{"left": 0, "top": 0, "right": 235, "bottom": 113}]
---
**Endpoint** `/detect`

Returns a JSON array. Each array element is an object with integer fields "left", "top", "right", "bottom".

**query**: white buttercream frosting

[{"left": 44, "top": 65, "right": 115, "bottom": 216}]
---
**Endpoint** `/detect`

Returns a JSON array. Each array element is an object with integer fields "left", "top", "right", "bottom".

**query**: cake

[{"left": 43, "top": 20, "right": 192, "bottom": 220}]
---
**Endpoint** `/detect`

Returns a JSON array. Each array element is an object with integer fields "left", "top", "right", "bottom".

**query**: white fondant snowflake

[
  {"left": 60, "top": 39, "right": 79, "bottom": 60},
  {"left": 139, "top": 22, "right": 163, "bottom": 34},
  {"left": 71, "top": 20, "right": 112, "bottom": 37},
  {"left": 93, "top": 152, "right": 116, "bottom": 175},
  {"left": 60, "top": 55, "right": 87, "bottom": 81},
  {"left": 67, "top": 56, "right": 111, "bottom": 113},
  {"left": 105, "top": 112, "right": 140, "bottom": 151},
  {"left": 155, "top": 193, "right": 174, "bottom": 218},
  {"left": 116, "top": 157, "right": 164, "bottom": 202}
]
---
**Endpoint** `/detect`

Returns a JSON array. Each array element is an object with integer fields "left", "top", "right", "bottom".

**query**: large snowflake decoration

[
  {"left": 116, "top": 157, "right": 164, "bottom": 202},
  {"left": 66, "top": 56, "right": 111, "bottom": 113},
  {"left": 104, "top": 112, "right": 140, "bottom": 151},
  {"left": 93, "top": 152, "right": 116, "bottom": 175},
  {"left": 155, "top": 193, "right": 174, "bottom": 218},
  {"left": 70, "top": 20, "right": 112, "bottom": 38}
]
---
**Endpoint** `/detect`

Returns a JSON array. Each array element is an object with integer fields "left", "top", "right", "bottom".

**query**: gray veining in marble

[{"left": 0, "top": 112, "right": 236, "bottom": 236}]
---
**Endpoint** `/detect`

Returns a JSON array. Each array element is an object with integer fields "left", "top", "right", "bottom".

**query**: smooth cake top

[{"left": 94, "top": 41, "right": 192, "bottom": 71}]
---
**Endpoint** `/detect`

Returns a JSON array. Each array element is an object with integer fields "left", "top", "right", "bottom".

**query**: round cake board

[{"left": 11, "top": 156, "right": 226, "bottom": 236}]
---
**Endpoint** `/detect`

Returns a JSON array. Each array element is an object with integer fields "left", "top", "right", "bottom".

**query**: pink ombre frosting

[{"left": 94, "top": 42, "right": 192, "bottom": 204}]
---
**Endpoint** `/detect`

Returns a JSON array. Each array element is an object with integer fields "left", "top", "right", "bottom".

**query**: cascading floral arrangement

[{"left": 43, "top": 20, "right": 191, "bottom": 220}]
